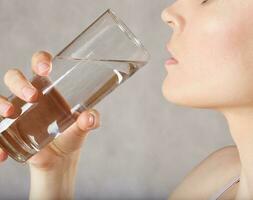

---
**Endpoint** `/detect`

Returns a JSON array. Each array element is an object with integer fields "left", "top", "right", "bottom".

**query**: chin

[{"left": 161, "top": 79, "right": 220, "bottom": 109}]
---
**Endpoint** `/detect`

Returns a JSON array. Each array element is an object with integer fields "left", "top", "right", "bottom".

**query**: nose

[{"left": 161, "top": 6, "right": 185, "bottom": 33}]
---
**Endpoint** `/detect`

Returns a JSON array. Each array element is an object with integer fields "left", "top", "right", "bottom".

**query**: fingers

[
  {"left": 0, "top": 149, "right": 8, "bottom": 162},
  {"left": 50, "top": 109, "right": 100, "bottom": 156},
  {"left": 0, "top": 50, "right": 52, "bottom": 163},
  {"left": 31, "top": 51, "right": 52, "bottom": 76},
  {"left": 4, "top": 69, "right": 39, "bottom": 103},
  {"left": 77, "top": 109, "right": 100, "bottom": 131},
  {"left": 1, "top": 51, "right": 52, "bottom": 116},
  {"left": 0, "top": 95, "right": 15, "bottom": 117}
]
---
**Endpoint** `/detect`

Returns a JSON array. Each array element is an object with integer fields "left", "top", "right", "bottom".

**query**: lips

[{"left": 166, "top": 45, "right": 179, "bottom": 65}]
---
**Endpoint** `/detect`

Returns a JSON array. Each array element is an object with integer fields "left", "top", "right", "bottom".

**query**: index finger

[{"left": 31, "top": 51, "right": 52, "bottom": 76}]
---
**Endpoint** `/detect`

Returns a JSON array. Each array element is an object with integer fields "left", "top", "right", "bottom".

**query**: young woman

[{"left": 0, "top": 0, "right": 252, "bottom": 199}]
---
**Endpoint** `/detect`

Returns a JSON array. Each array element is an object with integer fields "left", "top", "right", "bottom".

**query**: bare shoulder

[{"left": 169, "top": 145, "right": 241, "bottom": 200}]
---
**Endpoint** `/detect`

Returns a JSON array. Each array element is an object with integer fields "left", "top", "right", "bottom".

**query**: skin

[
  {"left": 0, "top": 51, "right": 100, "bottom": 199},
  {"left": 161, "top": 0, "right": 253, "bottom": 199},
  {"left": 1, "top": 0, "right": 253, "bottom": 199}
]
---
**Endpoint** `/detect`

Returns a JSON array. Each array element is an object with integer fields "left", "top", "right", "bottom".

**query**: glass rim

[
  {"left": 56, "top": 9, "right": 150, "bottom": 61},
  {"left": 104, "top": 9, "right": 150, "bottom": 60}
]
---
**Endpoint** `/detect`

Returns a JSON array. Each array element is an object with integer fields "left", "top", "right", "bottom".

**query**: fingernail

[
  {"left": 37, "top": 62, "right": 49, "bottom": 74},
  {"left": 22, "top": 86, "right": 36, "bottom": 100},
  {"left": 88, "top": 113, "right": 95, "bottom": 128},
  {"left": 0, "top": 103, "right": 12, "bottom": 115}
]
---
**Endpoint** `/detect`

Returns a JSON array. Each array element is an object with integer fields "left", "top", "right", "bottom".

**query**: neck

[{"left": 220, "top": 106, "right": 253, "bottom": 197}]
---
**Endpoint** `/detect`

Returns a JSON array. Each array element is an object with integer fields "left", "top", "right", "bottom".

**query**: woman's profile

[
  {"left": 161, "top": 0, "right": 252, "bottom": 199},
  {"left": 0, "top": 0, "right": 252, "bottom": 199}
]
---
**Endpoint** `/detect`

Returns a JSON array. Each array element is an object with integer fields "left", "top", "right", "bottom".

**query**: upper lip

[{"left": 166, "top": 45, "right": 178, "bottom": 62}]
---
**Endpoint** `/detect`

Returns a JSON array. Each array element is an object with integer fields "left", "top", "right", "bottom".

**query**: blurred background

[{"left": 0, "top": 0, "right": 234, "bottom": 199}]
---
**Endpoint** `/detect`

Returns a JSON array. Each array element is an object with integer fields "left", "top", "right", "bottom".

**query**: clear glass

[{"left": 0, "top": 9, "right": 150, "bottom": 163}]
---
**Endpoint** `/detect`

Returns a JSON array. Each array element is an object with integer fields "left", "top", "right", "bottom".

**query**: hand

[{"left": 1, "top": 51, "right": 100, "bottom": 171}]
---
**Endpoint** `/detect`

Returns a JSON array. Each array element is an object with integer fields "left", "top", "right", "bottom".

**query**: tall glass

[{"left": 0, "top": 9, "right": 150, "bottom": 163}]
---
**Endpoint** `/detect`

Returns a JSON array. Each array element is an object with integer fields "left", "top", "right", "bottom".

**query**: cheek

[
  {"left": 197, "top": 14, "right": 253, "bottom": 106},
  {"left": 163, "top": 13, "right": 253, "bottom": 108}
]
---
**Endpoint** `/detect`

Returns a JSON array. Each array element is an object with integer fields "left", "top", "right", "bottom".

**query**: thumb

[{"left": 49, "top": 109, "right": 100, "bottom": 156}]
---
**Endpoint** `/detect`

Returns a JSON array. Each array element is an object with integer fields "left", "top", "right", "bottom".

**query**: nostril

[{"left": 167, "top": 21, "right": 174, "bottom": 27}]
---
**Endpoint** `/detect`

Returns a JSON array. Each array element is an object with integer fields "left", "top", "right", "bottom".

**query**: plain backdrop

[{"left": 0, "top": 0, "right": 234, "bottom": 199}]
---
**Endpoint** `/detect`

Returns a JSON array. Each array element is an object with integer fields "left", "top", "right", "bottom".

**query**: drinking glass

[{"left": 0, "top": 9, "right": 150, "bottom": 163}]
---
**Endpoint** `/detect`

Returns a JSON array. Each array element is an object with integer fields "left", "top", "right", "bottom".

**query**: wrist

[{"left": 29, "top": 152, "right": 80, "bottom": 200}]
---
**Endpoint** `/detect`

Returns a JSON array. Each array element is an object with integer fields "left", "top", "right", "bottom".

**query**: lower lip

[{"left": 165, "top": 58, "right": 178, "bottom": 70}]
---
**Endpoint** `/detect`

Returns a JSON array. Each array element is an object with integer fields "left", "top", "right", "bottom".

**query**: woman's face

[{"left": 161, "top": 0, "right": 253, "bottom": 110}]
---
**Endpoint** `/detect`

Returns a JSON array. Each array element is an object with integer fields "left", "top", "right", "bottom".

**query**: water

[{"left": 0, "top": 57, "right": 146, "bottom": 162}]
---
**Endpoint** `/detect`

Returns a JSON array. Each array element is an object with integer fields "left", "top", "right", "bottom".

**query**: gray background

[{"left": 0, "top": 0, "right": 234, "bottom": 199}]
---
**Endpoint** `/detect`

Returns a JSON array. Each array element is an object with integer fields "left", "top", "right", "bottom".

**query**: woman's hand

[
  {"left": 2, "top": 50, "right": 100, "bottom": 168},
  {"left": 1, "top": 51, "right": 100, "bottom": 200}
]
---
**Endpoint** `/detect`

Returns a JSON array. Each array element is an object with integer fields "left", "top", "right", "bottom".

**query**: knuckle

[{"left": 49, "top": 140, "right": 69, "bottom": 158}]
